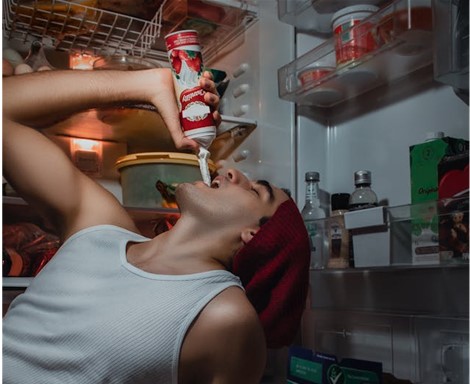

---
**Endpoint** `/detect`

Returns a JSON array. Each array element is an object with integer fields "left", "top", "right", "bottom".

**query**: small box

[
  {"left": 287, "top": 346, "right": 383, "bottom": 384},
  {"left": 287, "top": 346, "right": 336, "bottom": 384},
  {"left": 344, "top": 206, "right": 390, "bottom": 268},
  {"left": 409, "top": 135, "right": 469, "bottom": 264}
]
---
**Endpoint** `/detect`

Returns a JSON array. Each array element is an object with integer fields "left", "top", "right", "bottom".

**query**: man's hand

[{"left": 150, "top": 69, "right": 221, "bottom": 153}]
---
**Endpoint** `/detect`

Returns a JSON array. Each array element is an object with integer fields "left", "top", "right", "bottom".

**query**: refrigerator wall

[{"left": 209, "top": 1, "right": 296, "bottom": 192}]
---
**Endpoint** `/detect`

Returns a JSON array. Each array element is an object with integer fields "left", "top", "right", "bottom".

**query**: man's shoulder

[
  {"left": 179, "top": 286, "right": 266, "bottom": 383},
  {"left": 203, "top": 286, "right": 259, "bottom": 327}
]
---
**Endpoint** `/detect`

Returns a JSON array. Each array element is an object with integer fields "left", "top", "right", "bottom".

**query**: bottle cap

[
  {"left": 305, "top": 171, "right": 320, "bottom": 182},
  {"left": 354, "top": 170, "right": 371, "bottom": 185},
  {"left": 331, "top": 193, "right": 350, "bottom": 211},
  {"left": 425, "top": 131, "right": 444, "bottom": 141}
]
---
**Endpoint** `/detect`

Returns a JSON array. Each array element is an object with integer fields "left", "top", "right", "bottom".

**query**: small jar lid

[
  {"left": 354, "top": 170, "right": 372, "bottom": 185},
  {"left": 305, "top": 171, "right": 320, "bottom": 182},
  {"left": 332, "top": 4, "right": 379, "bottom": 27}
]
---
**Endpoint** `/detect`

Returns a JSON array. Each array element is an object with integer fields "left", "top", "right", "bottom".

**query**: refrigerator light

[{"left": 69, "top": 52, "right": 95, "bottom": 70}]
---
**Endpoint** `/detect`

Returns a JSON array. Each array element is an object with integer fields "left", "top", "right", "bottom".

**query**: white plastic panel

[{"left": 212, "top": 1, "right": 296, "bottom": 195}]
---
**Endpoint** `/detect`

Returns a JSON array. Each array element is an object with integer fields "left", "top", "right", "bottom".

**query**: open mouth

[{"left": 210, "top": 179, "right": 220, "bottom": 189}]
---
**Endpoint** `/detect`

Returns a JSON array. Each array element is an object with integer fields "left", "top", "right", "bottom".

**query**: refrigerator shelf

[
  {"left": 42, "top": 111, "right": 257, "bottom": 162},
  {"left": 278, "top": 0, "right": 434, "bottom": 108},
  {"left": 306, "top": 196, "right": 469, "bottom": 269},
  {"left": 2, "top": 0, "right": 258, "bottom": 63}
]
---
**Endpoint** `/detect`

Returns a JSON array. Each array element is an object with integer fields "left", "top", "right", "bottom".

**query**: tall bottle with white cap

[{"left": 301, "top": 172, "right": 327, "bottom": 269}]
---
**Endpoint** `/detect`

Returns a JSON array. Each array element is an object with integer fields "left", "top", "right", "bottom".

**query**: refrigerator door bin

[{"left": 278, "top": 0, "right": 434, "bottom": 107}]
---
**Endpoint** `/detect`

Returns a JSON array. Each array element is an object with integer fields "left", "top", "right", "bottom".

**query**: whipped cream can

[{"left": 165, "top": 30, "right": 216, "bottom": 148}]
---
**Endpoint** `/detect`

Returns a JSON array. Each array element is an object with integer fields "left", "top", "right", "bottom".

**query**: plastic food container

[
  {"left": 376, "top": 0, "right": 432, "bottom": 54},
  {"left": 115, "top": 152, "right": 216, "bottom": 209},
  {"left": 298, "top": 63, "right": 335, "bottom": 87},
  {"left": 332, "top": 5, "right": 379, "bottom": 66}
]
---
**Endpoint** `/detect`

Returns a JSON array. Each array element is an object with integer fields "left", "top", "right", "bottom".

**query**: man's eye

[{"left": 251, "top": 188, "right": 259, "bottom": 196}]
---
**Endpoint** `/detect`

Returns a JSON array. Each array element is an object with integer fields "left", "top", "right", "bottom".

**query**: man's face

[{"left": 175, "top": 168, "right": 290, "bottom": 229}]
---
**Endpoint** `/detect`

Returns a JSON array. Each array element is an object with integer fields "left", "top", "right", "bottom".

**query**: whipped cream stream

[{"left": 198, "top": 147, "right": 211, "bottom": 186}]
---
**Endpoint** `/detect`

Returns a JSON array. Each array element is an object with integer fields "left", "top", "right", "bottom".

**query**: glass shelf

[
  {"left": 308, "top": 196, "right": 469, "bottom": 270},
  {"left": 42, "top": 112, "right": 257, "bottom": 162},
  {"left": 278, "top": 0, "right": 434, "bottom": 108}
]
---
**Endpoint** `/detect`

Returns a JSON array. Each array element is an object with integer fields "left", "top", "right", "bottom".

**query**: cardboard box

[
  {"left": 287, "top": 346, "right": 383, "bottom": 384},
  {"left": 287, "top": 347, "right": 336, "bottom": 384},
  {"left": 438, "top": 153, "right": 469, "bottom": 262},
  {"left": 409, "top": 136, "right": 469, "bottom": 264},
  {"left": 409, "top": 136, "right": 468, "bottom": 203},
  {"left": 344, "top": 206, "right": 390, "bottom": 268}
]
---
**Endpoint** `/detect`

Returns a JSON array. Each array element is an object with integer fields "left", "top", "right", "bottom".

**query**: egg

[
  {"left": 3, "top": 48, "right": 24, "bottom": 67},
  {"left": 3, "top": 59, "right": 14, "bottom": 77},
  {"left": 37, "top": 65, "right": 53, "bottom": 71},
  {"left": 14, "top": 63, "right": 33, "bottom": 75}
]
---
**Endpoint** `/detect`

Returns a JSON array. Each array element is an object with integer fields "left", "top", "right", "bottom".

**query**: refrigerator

[{"left": 2, "top": 0, "right": 469, "bottom": 383}]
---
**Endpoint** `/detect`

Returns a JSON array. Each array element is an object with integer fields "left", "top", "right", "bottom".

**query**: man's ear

[{"left": 241, "top": 227, "right": 259, "bottom": 245}]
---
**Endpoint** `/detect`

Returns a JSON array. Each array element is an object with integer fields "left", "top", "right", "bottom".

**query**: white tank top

[{"left": 3, "top": 225, "right": 243, "bottom": 384}]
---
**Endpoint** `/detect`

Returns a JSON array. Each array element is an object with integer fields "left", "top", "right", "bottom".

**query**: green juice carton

[{"left": 409, "top": 132, "right": 469, "bottom": 264}]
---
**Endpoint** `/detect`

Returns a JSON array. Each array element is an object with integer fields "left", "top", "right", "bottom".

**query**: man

[{"left": 3, "top": 67, "right": 310, "bottom": 383}]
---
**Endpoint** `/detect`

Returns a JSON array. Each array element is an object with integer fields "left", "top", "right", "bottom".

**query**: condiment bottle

[
  {"left": 327, "top": 193, "right": 350, "bottom": 269},
  {"left": 348, "top": 170, "right": 379, "bottom": 267},
  {"left": 349, "top": 170, "right": 378, "bottom": 211},
  {"left": 301, "top": 172, "right": 327, "bottom": 269},
  {"left": 165, "top": 30, "right": 215, "bottom": 186}
]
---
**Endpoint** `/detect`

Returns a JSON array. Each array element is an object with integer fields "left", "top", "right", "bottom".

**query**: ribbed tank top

[{"left": 3, "top": 225, "right": 243, "bottom": 384}]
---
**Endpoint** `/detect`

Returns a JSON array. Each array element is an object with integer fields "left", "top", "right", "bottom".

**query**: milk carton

[{"left": 409, "top": 132, "right": 469, "bottom": 264}]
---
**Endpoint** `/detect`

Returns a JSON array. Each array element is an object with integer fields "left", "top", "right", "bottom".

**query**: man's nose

[{"left": 226, "top": 168, "right": 250, "bottom": 188}]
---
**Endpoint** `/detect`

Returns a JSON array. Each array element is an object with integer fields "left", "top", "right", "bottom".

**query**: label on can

[
  {"left": 180, "top": 86, "right": 215, "bottom": 136},
  {"left": 165, "top": 30, "right": 215, "bottom": 146}
]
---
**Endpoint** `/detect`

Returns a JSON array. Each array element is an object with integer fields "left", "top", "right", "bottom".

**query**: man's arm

[
  {"left": 179, "top": 286, "right": 267, "bottom": 384},
  {"left": 3, "top": 69, "right": 219, "bottom": 240}
]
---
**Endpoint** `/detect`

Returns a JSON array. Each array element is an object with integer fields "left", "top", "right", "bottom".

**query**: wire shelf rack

[
  {"left": 3, "top": 0, "right": 167, "bottom": 59},
  {"left": 3, "top": 0, "right": 258, "bottom": 62}
]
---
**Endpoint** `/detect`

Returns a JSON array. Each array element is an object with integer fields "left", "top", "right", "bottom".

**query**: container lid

[
  {"left": 93, "top": 56, "right": 159, "bottom": 71},
  {"left": 354, "top": 170, "right": 372, "bottom": 185},
  {"left": 305, "top": 171, "right": 320, "bottom": 182},
  {"left": 331, "top": 193, "right": 351, "bottom": 211},
  {"left": 115, "top": 152, "right": 216, "bottom": 171},
  {"left": 332, "top": 5, "right": 379, "bottom": 26}
]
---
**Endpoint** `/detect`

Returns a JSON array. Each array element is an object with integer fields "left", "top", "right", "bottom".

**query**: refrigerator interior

[
  {"left": 3, "top": 0, "right": 469, "bottom": 383},
  {"left": 274, "top": 0, "right": 469, "bottom": 383}
]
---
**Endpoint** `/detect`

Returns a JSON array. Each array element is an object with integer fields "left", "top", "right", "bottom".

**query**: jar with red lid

[{"left": 331, "top": 5, "right": 379, "bottom": 67}]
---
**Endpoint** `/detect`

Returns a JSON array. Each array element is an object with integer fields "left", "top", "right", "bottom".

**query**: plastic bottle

[
  {"left": 348, "top": 170, "right": 379, "bottom": 267},
  {"left": 327, "top": 193, "right": 350, "bottom": 269},
  {"left": 301, "top": 172, "right": 327, "bottom": 269},
  {"left": 348, "top": 170, "right": 378, "bottom": 211}
]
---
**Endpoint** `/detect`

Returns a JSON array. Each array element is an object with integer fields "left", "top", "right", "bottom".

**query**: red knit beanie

[{"left": 232, "top": 198, "right": 310, "bottom": 348}]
